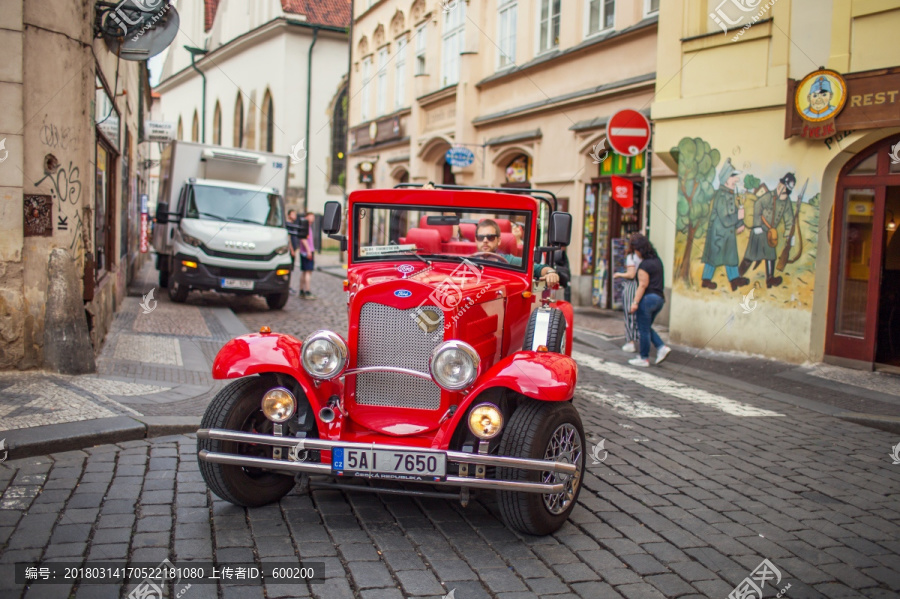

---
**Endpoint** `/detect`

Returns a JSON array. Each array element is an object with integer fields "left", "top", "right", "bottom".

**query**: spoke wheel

[{"left": 497, "top": 401, "right": 585, "bottom": 535}]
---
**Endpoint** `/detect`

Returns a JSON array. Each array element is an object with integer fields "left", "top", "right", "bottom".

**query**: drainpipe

[
  {"left": 304, "top": 27, "right": 319, "bottom": 213},
  {"left": 185, "top": 46, "right": 208, "bottom": 143}
]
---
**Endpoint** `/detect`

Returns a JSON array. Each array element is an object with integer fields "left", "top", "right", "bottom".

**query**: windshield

[
  {"left": 353, "top": 204, "right": 532, "bottom": 272},
  {"left": 187, "top": 185, "right": 284, "bottom": 226}
]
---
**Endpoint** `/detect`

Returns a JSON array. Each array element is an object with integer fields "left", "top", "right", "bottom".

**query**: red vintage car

[{"left": 197, "top": 185, "right": 584, "bottom": 535}]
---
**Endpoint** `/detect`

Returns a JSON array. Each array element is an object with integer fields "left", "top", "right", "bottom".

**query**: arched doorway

[{"left": 826, "top": 135, "right": 900, "bottom": 367}]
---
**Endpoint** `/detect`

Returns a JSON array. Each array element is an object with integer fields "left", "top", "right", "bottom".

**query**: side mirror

[
  {"left": 323, "top": 201, "right": 342, "bottom": 234},
  {"left": 548, "top": 212, "right": 572, "bottom": 247},
  {"left": 156, "top": 202, "right": 169, "bottom": 225}
]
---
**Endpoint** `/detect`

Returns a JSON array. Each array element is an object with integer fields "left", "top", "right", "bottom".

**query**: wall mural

[{"left": 673, "top": 137, "right": 820, "bottom": 309}]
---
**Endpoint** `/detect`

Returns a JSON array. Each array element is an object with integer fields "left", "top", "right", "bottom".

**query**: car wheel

[
  {"left": 522, "top": 308, "right": 566, "bottom": 353},
  {"left": 198, "top": 375, "right": 298, "bottom": 507},
  {"left": 497, "top": 401, "right": 585, "bottom": 535},
  {"left": 158, "top": 267, "right": 169, "bottom": 289},
  {"left": 168, "top": 279, "right": 189, "bottom": 303},
  {"left": 266, "top": 292, "right": 289, "bottom": 310}
]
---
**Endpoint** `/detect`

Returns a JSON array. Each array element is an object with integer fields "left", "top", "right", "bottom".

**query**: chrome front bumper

[{"left": 197, "top": 428, "right": 577, "bottom": 494}]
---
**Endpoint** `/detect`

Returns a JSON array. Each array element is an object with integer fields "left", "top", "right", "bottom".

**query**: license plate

[
  {"left": 221, "top": 278, "right": 254, "bottom": 290},
  {"left": 332, "top": 448, "right": 446, "bottom": 481}
]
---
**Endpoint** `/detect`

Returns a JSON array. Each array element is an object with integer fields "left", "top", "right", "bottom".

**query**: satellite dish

[{"left": 104, "top": 4, "right": 180, "bottom": 62}]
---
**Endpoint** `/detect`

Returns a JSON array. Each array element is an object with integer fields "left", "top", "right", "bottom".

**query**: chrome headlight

[
  {"left": 261, "top": 387, "right": 296, "bottom": 423},
  {"left": 301, "top": 330, "right": 348, "bottom": 379},
  {"left": 430, "top": 340, "right": 480, "bottom": 391},
  {"left": 181, "top": 232, "right": 202, "bottom": 247},
  {"left": 468, "top": 403, "right": 503, "bottom": 440},
  {"left": 275, "top": 244, "right": 290, "bottom": 255}
]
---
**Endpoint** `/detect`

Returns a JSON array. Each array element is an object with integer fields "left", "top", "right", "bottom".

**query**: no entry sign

[{"left": 607, "top": 110, "right": 651, "bottom": 157}]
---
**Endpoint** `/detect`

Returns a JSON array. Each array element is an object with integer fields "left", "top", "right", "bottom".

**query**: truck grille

[{"left": 356, "top": 303, "right": 443, "bottom": 410}]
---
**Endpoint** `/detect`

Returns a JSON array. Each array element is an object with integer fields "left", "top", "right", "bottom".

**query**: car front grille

[{"left": 356, "top": 302, "right": 443, "bottom": 410}]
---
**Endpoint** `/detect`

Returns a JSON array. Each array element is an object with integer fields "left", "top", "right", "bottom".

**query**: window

[
  {"left": 262, "top": 90, "right": 274, "bottom": 152},
  {"left": 497, "top": 0, "right": 517, "bottom": 69},
  {"left": 177, "top": 117, "right": 183, "bottom": 141},
  {"left": 538, "top": 0, "right": 561, "bottom": 52},
  {"left": 234, "top": 93, "right": 244, "bottom": 147},
  {"left": 361, "top": 56, "right": 372, "bottom": 121},
  {"left": 395, "top": 37, "right": 407, "bottom": 109},
  {"left": 213, "top": 101, "right": 222, "bottom": 145},
  {"left": 645, "top": 0, "right": 659, "bottom": 15},
  {"left": 586, "top": 0, "right": 614, "bottom": 36},
  {"left": 415, "top": 25, "right": 427, "bottom": 75},
  {"left": 95, "top": 140, "right": 115, "bottom": 276},
  {"left": 376, "top": 47, "right": 389, "bottom": 117},
  {"left": 192, "top": 110, "right": 199, "bottom": 142},
  {"left": 441, "top": 1, "right": 465, "bottom": 86},
  {"left": 331, "top": 86, "right": 348, "bottom": 187}
]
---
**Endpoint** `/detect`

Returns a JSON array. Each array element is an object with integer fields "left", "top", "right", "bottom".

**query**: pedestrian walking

[
  {"left": 613, "top": 233, "right": 640, "bottom": 353},
  {"left": 286, "top": 209, "right": 301, "bottom": 295},
  {"left": 298, "top": 212, "right": 317, "bottom": 299},
  {"left": 627, "top": 234, "right": 672, "bottom": 367}
]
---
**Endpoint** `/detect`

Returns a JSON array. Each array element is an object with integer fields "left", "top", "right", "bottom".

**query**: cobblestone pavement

[{"left": 1, "top": 331, "right": 899, "bottom": 599}]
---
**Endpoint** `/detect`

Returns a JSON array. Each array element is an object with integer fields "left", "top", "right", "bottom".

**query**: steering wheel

[{"left": 470, "top": 252, "right": 509, "bottom": 264}]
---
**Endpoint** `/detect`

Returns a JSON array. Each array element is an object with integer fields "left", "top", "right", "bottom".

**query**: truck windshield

[
  {"left": 187, "top": 185, "right": 284, "bottom": 226},
  {"left": 353, "top": 204, "right": 532, "bottom": 273}
]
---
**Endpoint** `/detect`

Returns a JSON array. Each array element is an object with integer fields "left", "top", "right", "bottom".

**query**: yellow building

[
  {"left": 347, "top": 0, "right": 664, "bottom": 307},
  {"left": 652, "top": 0, "right": 900, "bottom": 369}
]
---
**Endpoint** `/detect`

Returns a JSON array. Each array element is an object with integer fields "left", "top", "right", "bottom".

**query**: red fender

[
  {"left": 431, "top": 351, "right": 577, "bottom": 448},
  {"left": 211, "top": 332, "right": 338, "bottom": 418}
]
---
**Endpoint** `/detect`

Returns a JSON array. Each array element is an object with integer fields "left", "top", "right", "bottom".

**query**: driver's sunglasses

[{"left": 476, "top": 234, "right": 499, "bottom": 242}]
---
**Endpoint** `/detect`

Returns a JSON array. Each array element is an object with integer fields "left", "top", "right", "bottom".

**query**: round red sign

[{"left": 607, "top": 110, "right": 651, "bottom": 157}]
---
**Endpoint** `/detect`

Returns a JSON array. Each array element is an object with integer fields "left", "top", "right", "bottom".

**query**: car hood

[
  {"left": 181, "top": 218, "right": 288, "bottom": 255},
  {"left": 347, "top": 261, "right": 520, "bottom": 304}
]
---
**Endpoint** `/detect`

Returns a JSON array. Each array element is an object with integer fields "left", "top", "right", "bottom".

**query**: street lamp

[{"left": 185, "top": 45, "right": 208, "bottom": 143}]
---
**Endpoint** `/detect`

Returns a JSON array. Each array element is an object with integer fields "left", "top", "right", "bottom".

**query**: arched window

[
  {"left": 177, "top": 117, "right": 183, "bottom": 141},
  {"left": 213, "top": 101, "right": 222, "bottom": 145},
  {"left": 191, "top": 110, "right": 199, "bottom": 142},
  {"left": 234, "top": 93, "right": 244, "bottom": 147},
  {"left": 331, "top": 85, "right": 348, "bottom": 187},
  {"left": 261, "top": 90, "right": 274, "bottom": 152}
]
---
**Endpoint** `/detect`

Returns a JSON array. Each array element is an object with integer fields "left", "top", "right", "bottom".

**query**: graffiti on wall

[
  {"left": 673, "top": 137, "right": 820, "bottom": 309},
  {"left": 33, "top": 155, "right": 87, "bottom": 263}
]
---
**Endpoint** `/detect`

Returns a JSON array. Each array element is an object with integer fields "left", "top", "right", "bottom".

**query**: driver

[{"left": 476, "top": 219, "right": 560, "bottom": 286}]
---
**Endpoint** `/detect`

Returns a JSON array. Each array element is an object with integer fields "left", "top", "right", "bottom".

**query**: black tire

[
  {"left": 497, "top": 401, "right": 585, "bottom": 535},
  {"left": 266, "top": 292, "right": 289, "bottom": 310},
  {"left": 168, "top": 278, "right": 189, "bottom": 302},
  {"left": 158, "top": 268, "right": 169, "bottom": 288},
  {"left": 522, "top": 308, "right": 567, "bottom": 354},
  {"left": 198, "top": 376, "right": 297, "bottom": 507}
]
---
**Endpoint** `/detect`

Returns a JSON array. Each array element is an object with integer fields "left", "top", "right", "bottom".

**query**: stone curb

[{"left": 2, "top": 417, "right": 202, "bottom": 462}]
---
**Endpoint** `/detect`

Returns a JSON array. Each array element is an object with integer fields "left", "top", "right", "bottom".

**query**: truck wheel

[
  {"left": 266, "top": 292, "right": 289, "bottom": 310},
  {"left": 158, "top": 268, "right": 169, "bottom": 289},
  {"left": 198, "top": 376, "right": 297, "bottom": 507},
  {"left": 497, "top": 401, "right": 585, "bottom": 535},
  {"left": 523, "top": 308, "right": 566, "bottom": 354},
  {"left": 168, "top": 279, "right": 189, "bottom": 303}
]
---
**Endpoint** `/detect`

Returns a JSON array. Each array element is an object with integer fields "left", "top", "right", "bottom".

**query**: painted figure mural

[
  {"left": 700, "top": 158, "right": 750, "bottom": 291},
  {"left": 672, "top": 136, "right": 820, "bottom": 311}
]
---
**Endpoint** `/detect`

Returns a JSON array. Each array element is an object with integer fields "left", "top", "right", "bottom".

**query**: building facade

[
  {"left": 347, "top": 0, "right": 666, "bottom": 308},
  {"left": 652, "top": 0, "right": 900, "bottom": 368},
  {"left": 155, "top": 0, "right": 351, "bottom": 214},
  {"left": 0, "top": 0, "right": 153, "bottom": 370}
]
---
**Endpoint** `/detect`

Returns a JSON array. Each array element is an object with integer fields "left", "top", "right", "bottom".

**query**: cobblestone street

[{"left": 0, "top": 257, "right": 898, "bottom": 598}]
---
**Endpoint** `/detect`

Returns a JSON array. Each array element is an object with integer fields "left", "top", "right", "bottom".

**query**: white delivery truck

[{"left": 152, "top": 141, "right": 298, "bottom": 310}]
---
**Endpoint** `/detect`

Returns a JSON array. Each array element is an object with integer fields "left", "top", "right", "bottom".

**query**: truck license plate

[
  {"left": 332, "top": 448, "right": 446, "bottom": 481},
  {"left": 221, "top": 278, "right": 254, "bottom": 290}
]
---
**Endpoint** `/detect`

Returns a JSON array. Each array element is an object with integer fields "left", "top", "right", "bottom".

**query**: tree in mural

[{"left": 674, "top": 137, "right": 720, "bottom": 286}]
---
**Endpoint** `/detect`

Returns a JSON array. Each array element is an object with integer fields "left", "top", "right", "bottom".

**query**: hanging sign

[
  {"left": 140, "top": 213, "right": 149, "bottom": 253},
  {"left": 795, "top": 69, "right": 847, "bottom": 139},
  {"left": 445, "top": 146, "right": 475, "bottom": 168},
  {"left": 610, "top": 176, "right": 634, "bottom": 209}
]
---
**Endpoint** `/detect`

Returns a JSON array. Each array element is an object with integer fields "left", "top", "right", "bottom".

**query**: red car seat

[
  {"left": 419, "top": 216, "right": 454, "bottom": 242},
  {"left": 405, "top": 228, "right": 442, "bottom": 253}
]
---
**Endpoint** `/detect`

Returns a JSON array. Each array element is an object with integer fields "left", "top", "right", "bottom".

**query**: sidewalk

[{"left": 0, "top": 256, "right": 246, "bottom": 460}]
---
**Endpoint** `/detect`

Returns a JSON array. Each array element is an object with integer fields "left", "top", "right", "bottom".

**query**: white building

[{"left": 154, "top": 0, "right": 351, "bottom": 213}]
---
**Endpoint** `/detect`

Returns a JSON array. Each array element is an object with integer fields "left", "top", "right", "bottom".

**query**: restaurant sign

[{"left": 786, "top": 67, "right": 900, "bottom": 139}]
